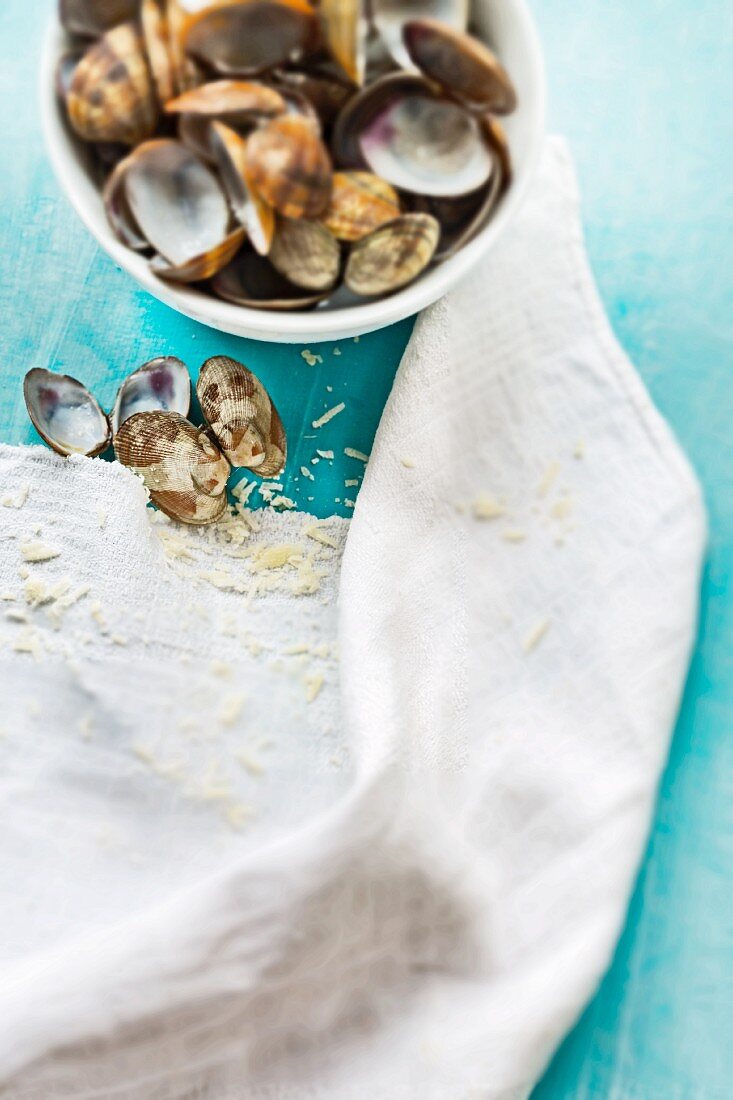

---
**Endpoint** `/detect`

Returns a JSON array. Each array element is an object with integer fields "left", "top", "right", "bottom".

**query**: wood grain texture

[{"left": 0, "top": 1, "right": 731, "bottom": 1097}]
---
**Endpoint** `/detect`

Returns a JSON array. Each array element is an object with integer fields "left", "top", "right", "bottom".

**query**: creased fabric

[{"left": 0, "top": 139, "right": 705, "bottom": 1099}]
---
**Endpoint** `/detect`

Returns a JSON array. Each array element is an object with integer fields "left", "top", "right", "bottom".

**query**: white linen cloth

[{"left": 0, "top": 139, "right": 705, "bottom": 1099}]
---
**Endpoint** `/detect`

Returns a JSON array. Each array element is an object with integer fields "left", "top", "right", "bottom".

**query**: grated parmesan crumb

[
  {"left": 236, "top": 750, "right": 264, "bottom": 777},
  {"left": 573, "top": 440, "right": 585, "bottom": 459},
  {"left": 523, "top": 618, "right": 551, "bottom": 653},
  {"left": 344, "top": 447, "right": 369, "bottom": 462},
  {"left": 501, "top": 529, "right": 527, "bottom": 543},
  {"left": 218, "top": 693, "right": 245, "bottom": 727},
  {"left": 312, "top": 402, "right": 345, "bottom": 429},
  {"left": 345, "top": 478, "right": 359, "bottom": 487},
  {"left": 401, "top": 457, "right": 416, "bottom": 469},
  {"left": 316, "top": 449, "right": 334, "bottom": 460},
  {"left": 472, "top": 495, "right": 506, "bottom": 521},
  {"left": 300, "top": 349, "right": 323, "bottom": 366},
  {"left": 344, "top": 499, "right": 355, "bottom": 509},
  {"left": 210, "top": 659, "right": 232, "bottom": 678},
  {"left": 2, "top": 485, "right": 30, "bottom": 509},
  {"left": 304, "top": 672, "right": 324, "bottom": 703},
  {"left": 538, "top": 461, "right": 560, "bottom": 498},
  {"left": 333, "top": 347, "right": 341, "bottom": 356},
  {"left": 21, "top": 540, "right": 60, "bottom": 564},
  {"left": 98, "top": 509, "right": 108, "bottom": 530},
  {"left": 303, "top": 523, "right": 337, "bottom": 549},
  {"left": 300, "top": 465, "right": 315, "bottom": 480}
]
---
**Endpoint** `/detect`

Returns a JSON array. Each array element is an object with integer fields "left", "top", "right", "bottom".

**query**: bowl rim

[{"left": 39, "top": 1, "right": 546, "bottom": 343}]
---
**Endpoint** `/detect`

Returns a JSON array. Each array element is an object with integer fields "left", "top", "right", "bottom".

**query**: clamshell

[
  {"left": 24, "top": 368, "right": 111, "bottom": 457},
  {"left": 244, "top": 116, "right": 333, "bottom": 219},
  {"left": 212, "top": 249, "right": 331, "bottom": 311},
  {"left": 111, "top": 356, "right": 191, "bottom": 434},
  {"left": 403, "top": 18, "right": 517, "bottom": 114},
  {"left": 60, "top": 0, "right": 139, "bottom": 38},
  {"left": 344, "top": 212, "right": 439, "bottom": 296},
  {"left": 114, "top": 411, "right": 230, "bottom": 524},
  {"left": 183, "top": 0, "right": 317, "bottom": 77},
  {"left": 320, "top": 170, "right": 400, "bottom": 241},
  {"left": 269, "top": 217, "right": 341, "bottom": 291},
  {"left": 197, "top": 355, "right": 287, "bottom": 477}
]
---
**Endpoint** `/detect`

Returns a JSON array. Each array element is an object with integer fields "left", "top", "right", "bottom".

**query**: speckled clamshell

[
  {"left": 269, "top": 217, "right": 341, "bottom": 291},
  {"left": 344, "top": 212, "right": 440, "bottom": 296},
  {"left": 182, "top": 0, "right": 318, "bottom": 78},
  {"left": 66, "top": 23, "right": 159, "bottom": 146},
  {"left": 114, "top": 410, "right": 230, "bottom": 525},
  {"left": 24, "top": 368, "right": 111, "bottom": 458},
  {"left": 403, "top": 18, "right": 517, "bottom": 115},
  {"left": 320, "top": 171, "right": 400, "bottom": 241},
  {"left": 196, "top": 356, "right": 287, "bottom": 478}
]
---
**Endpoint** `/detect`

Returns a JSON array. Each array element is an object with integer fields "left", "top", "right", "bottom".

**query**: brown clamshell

[
  {"left": 150, "top": 226, "right": 246, "bottom": 283},
  {"left": 182, "top": 0, "right": 318, "bottom": 78},
  {"left": 317, "top": 0, "right": 369, "bottom": 86},
  {"left": 244, "top": 116, "right": 333, "bottom": 219},
  {"left": 212, "top": 248, "right": 330, "bottom": 311},
  {"left": 141, "top": 0, "right": 178, "bottom": 107},
  {"left": 320, "top": 170, "right": 400, "bottom": 241},
  {"left": 165, "top": 79, "right": 287, "bottom": 122},
  {"left": 114, "top": 411, "right": 230, "bottom": 525},
  {"left": 403, "top": 18, "right": 518, "bottom": 115},
  {"left": 197, "top": 355, "right": 287, "bottom": 478},
  {"left": 344, "top": 212, "right": 440, "bottom": 296},
  {"left": 269, "top": 217, "right": 341, "bottom": 291},
  {"left": 60, "top": 0, "right": 139, "bottom": 38},
  {"left": 209, "top": 122, "right": 276, "bottom": 255},
  {"left": 66, "top": 23, "right": 159, "bottom": 146}
]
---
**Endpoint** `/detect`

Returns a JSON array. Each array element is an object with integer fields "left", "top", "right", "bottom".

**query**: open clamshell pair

[{"left": 24, "top": 355, "right": 286, "bottom": 525}]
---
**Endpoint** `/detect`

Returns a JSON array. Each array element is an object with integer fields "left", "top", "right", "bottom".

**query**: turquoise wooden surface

[{"left": 1, "top": 1, "right": 731, "bottom": 1096}]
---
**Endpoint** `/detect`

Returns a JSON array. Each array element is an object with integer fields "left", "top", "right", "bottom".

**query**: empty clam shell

[
  {"left": 183, "top": 0, "right": 317, "bottom": 77},
  {"left": 24, "top": 368, "right": 111, "bottom": 458},
  {"left": 344, "top": 212, "right": 439, "bottom": 296},
  {"left": 245, "top": 116, "right": 332, "bottom": 219},
  {"left": 108, "top": 139, "right": 244, "bottom": 281},
  {"left": 320, "top": 170, "right": 400, "bottom": 241},
  {"left": 403, "top": 18, "right": 517, "bottom": 115},
  {"left": 272, "top": 67, "right": 356, "bottom": 132},
  {"left": 209, "top": 122, "right": 276, "bottom": 255},
  {"left": 212, "top": 248, "right": 330, "bottom": 311},
  {"left": 197, "top": 356, "right": 287, "bottom": 478},
  {"left": 66, "top": 23, "right": 159, "bottom": 146},
  {"left": 165, "top": 79, "right": 287, "bottom": 122},
  {"left": 111, "top": 356, "right": 191, "bottom": 434},
  {"left": 114, "top": 411, "right": 230, "bottom": 525},
  {"left": 360, "top": 92, "right": 494, "bottom": 197},
  {"left": 60, "top": 0, "right": 139, "bottom": 38},
  {"left": 372, "top": 0, "right": 469, "bottom": 71},
  {"left": 331, "top": 72, "right": 430, "bottom": 168},
  {"left": 269, "top": 217, "right": 341, "bottom": 291},
  {"left": 318, "top": 0, "right": 369, "bottom": 86}
]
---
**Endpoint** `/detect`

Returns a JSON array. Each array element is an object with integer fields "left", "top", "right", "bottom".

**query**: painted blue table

[{"left": 1, "top": 2, "right": 731, "bottom": 1095}]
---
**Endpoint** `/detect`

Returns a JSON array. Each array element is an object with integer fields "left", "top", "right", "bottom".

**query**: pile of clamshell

[
  {"left": 24, "top": 356, "right": 286, "bottom": 523},
  {"left": 57, "top": 0, "right": 517, "bottom": 310}
]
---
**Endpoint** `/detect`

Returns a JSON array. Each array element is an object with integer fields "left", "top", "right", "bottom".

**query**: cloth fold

[{"left": 0, "top": 138, "right": 704, "bottom": 1099}]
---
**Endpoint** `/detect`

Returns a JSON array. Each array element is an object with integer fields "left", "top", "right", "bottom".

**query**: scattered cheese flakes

[
  {"left": 224, "top": 802, "right": 255, "bottom": 830},
  {"left": 326, "top": 385, "right": 333, "bottom": 393},
  {"left": 316, "top": 449, "right": 334, "bottom": 459},
  {"left": 353, "top": 335, "right": 360, "bottom": 343},
  {"left": 345, "top": 478, "right": 359, "bottom": 487},
  {"left": 2, "top": 485, "right": 30, "bottom": 509},
  {"left": 270, "top": 495, "right": 296, "bottom": 510},
  {"left": 98, "top": 509, "right": 108, "bottom": 530},
  {"left": 472, "top": 495, "right": 506, "bottom": 520},
  {"left": 210, "top": 659, "right": 232, "bottom": 678},
  {"left": 21, "top": 540, "right": 60, "bottom": 563},
  {"left": 573, "top": 440, "right": 585, "bottom": 459},
  {"left": 218, "top": 693, "right": 245, "bottom": 727},
  {"left": 6, "top": 609, "right": 29, "bottom": 624},
  {"left": 24, "top": 577, "right": 70, "bottom": 609},
  {"left": 501, "top": 529, "right": 527, "bottom": 543},
  {"left": 401, "top": 457, "right": 416, "bottom": 469},
  {"left": 311, "top": 456, "right": 320, "bottom": 465},
  {"left": 301, "top": 465, "right": 315, "bottom": 480},
  {"left": 90, "top": 600, "right": 108, "bottom": 632},
  {"left": 550, "top": 498, "right": 573, "bottom": 520},
  {"left": 300, "top": 349, "right": 323, "bottom": 366},
  {"left": 523, "top": 617, "right": 551, "bottom": 653},
  {"left": 47, "top": 584, "right": 90, "bottom": 628},
  {"left": 304, "top": 672, "right": 324, "bottom": 703},
  {"left": 333, "top": 347, "right": 342, "bottom": 356},
  {"left": 312, "top": 402, "right": 345, "bottom": 429},
  {"left": 344, "top": 447, "right": 368, "bottom": 462},
  {"left": 199, "top": 760, "right": 232, "bottom": 801},
  {"left": 286, "top": 643, "right": 310, "bottom": 655},
  {"left": 231, "top": 479, "right": 256, "bottom": 505},
  {"left": 344, "top": 499, "right": 355, "bottom": 509},
  {"left": 250, "top": 543, "right": 300, "bottom": 571},
  {"left": 538, "top": 461, "right": 560, "bottom": 498},
  {"left": 12, "top": 629, "right": 41, "bottom": 659},
  {"left": 1, "top": 591, "right": 16, "bottom": 602},
  {"left": 303, "top": 523, "right": 337, "bottom": 549},
  {"left": 111, "top": 634, "right": 128, "bottom": 646},
  {"left": 132, "top": 743, "right": 155, "bottom": 765},
  {"left": 236, "top": 750, "right": 264, "bottom": 777}
]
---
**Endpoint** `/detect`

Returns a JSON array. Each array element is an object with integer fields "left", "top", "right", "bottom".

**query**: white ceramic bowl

[{"left": 40, "top": 1, "right": 545, "bottom": 343}]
